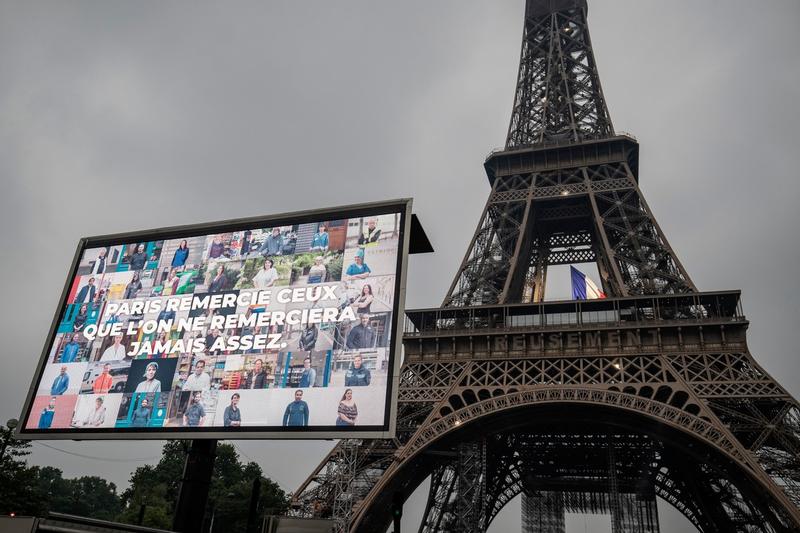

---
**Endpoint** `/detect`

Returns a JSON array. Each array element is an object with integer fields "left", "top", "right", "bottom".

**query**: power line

[
  {"left": 36, "top": 439, "right": 258, "bottom": 466},
  {"left": 34, "top": 441, "right": 158, "bottom": 463},
  {"left": 231, "top": 442, "right": 256, "bottom": 464}
]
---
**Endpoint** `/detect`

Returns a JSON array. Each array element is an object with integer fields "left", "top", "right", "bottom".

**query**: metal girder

[
  {"left": 416, "top": 441, "right": 487, "bottom": 533},
  {"left": 444, "top": 177, "right": 530, "bottom": 307},
  {"left": 455, "top": 440, "right": 487, "bottom": 532},
  {"left": 288, "top": 0, "right": 800, "bottom": 531},
  {"left": 331, "top": 440, "right": 361, "bottom": 533},
  {"left": 444, "top": 158, "right": 695, "bottom": 306},
  {"left": 291, "top": 296, "right": 800, "bottom": 531},
  {"left": 507, "top": 1, "right": 613, "bottom": 147},
  {"left": 522, "top": 492, "right": 565, "bottom": 532},
  {"left": 290, "top": 351, "right": 800, "bottom": 532},
  {"left": 419, "top": 463, "right": 458, "bottom": 533}
]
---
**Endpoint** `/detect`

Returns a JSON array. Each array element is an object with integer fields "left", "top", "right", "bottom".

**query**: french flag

[{"left": 570, "top": 266, "right": 606, "bottom": 300}]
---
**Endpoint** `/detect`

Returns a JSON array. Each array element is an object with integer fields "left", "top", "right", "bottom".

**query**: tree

[
  {"left": 0, "top": 424, "right": 121, "bottom": 520},
  {"left": 204, "top": 444, "right": 288, "bottom": 533},
  {"left": 118, "top": 440, "right": 187, "bottom": 529},
  {"left": 118, "top": 441, "right": 288, "bottom": 532},
  {"left": 0, "top": 424, "right": 30, "bottom": 466},
  {"left": 33, "top": 466, "right": 121, "bottom": 520},
  {"left": 32, "top": 466, "right": 71, "bottom": 515},
  {"left": 61, "top": 476, "right": 121, "bottom": 521},
  {"left": 1, "top": 425, "right": 286, "bottom": 530},
  {"left": 236, "top": 258, "right": 261, "bottom": 289},
  {"left": 0, "top": 423, "right": 46, "bottom": 516},
  {"left": 326, "top": 252, "right": 343, "bottom": 282}
]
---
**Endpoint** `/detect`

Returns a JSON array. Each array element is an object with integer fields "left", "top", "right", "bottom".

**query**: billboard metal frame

[{"left": 16, "top": 198, "right": 412, "bottom": 440}]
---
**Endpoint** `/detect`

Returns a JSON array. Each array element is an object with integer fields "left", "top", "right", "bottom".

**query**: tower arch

[{"left": 350, "top": 394, "right": 794, "bottom": 532}]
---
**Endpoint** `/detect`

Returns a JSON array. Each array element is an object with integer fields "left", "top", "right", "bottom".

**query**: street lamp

[{"left": 1, "top": 418, "right": 19, "bottom": 463}]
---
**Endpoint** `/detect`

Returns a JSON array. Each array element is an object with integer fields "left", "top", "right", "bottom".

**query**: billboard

[{"left": 17, "top": 199, "right": 410, "bottom": 439}]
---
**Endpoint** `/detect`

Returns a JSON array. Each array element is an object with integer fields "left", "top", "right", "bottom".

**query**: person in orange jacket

[{"left": 93, "top": 363, "right": 114, "bottom": 394}]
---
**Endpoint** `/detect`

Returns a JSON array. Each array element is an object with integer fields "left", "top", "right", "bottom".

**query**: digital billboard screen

[{"left": 17, "top": 199, "right": 410, "bottom": 439}]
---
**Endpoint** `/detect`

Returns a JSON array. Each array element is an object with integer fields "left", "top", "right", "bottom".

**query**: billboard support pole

[
  {"left": 392, "top": 492, "right": 403, "bottom": 533},
  {"left": 173, "top": 439, "right": 218, "bottom": 533},
  {"left": 246, "top": 477, "right": 261, "bottom": 533}
]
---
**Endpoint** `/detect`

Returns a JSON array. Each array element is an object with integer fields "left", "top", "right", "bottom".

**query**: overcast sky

[{"left": 1, "top": 1, "right": 798, "bottom": 531}]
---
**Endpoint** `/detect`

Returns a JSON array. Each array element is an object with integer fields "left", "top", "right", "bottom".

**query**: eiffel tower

[{"left": 290, "top": 1, "right": 800, "bottom": 531}]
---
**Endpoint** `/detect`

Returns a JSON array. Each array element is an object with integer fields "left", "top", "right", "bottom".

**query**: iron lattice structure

[{"left": 290, "top": 1, "right": 800, "bottom": 531}]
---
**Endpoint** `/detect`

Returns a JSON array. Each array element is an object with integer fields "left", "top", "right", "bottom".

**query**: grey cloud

[{"left": 1, "top": 1, "right": 797, "bottom": 531}]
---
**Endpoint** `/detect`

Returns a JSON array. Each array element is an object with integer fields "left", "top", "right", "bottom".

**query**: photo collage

[{"left": 24, "top": 212, "right": 402, "bottom": 433}]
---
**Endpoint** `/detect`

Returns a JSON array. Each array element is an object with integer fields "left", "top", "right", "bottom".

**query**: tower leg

[
  {"left": 617, "top": 492, "right": 660, "bottom": 533},
  {"left": 522, "top": 492, "right": 565, "bottom": 533},
  {"left": 607, "top": 434, "right": 659, "bottom": 533},
  {"left": 455, "top": 440, "right": 487, "bottom": 533},
  {"left": 392, "top": 492, "right": 403, "bottom": 533},
  {"left": 419, "top": 462, "right": 458, "bottom": 533},
  {"left": 608, "top": 435, "right": 622, "bottom": 533},
  {"left": 331, "top": 439, "right": 360, "bottom": 533}
]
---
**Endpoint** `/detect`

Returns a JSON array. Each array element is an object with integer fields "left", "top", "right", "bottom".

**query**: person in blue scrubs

[
  {"left": 60, "top": 334, "right": 81, "bottom": 363},
  {"left": 38, "top": 398, "right": 57, "bottom": 429},
  {"left": 345, "top": 254, "right": 371, "bottom": 280},
  {"left": 50, "top": 366, "right": 70, "bottom": 395}
]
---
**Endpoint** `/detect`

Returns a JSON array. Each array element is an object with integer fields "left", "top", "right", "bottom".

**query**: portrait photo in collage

[{"left": 24, "top": 212, "right": 402, "bottom": 433}]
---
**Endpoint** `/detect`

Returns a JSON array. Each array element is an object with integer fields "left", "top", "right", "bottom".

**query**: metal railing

[
  {"left": 485, "top": 131, "right": 638, "bottom": 161},
  {"left": 404, "top": 291, "right": 744, "bottom": 337}
]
